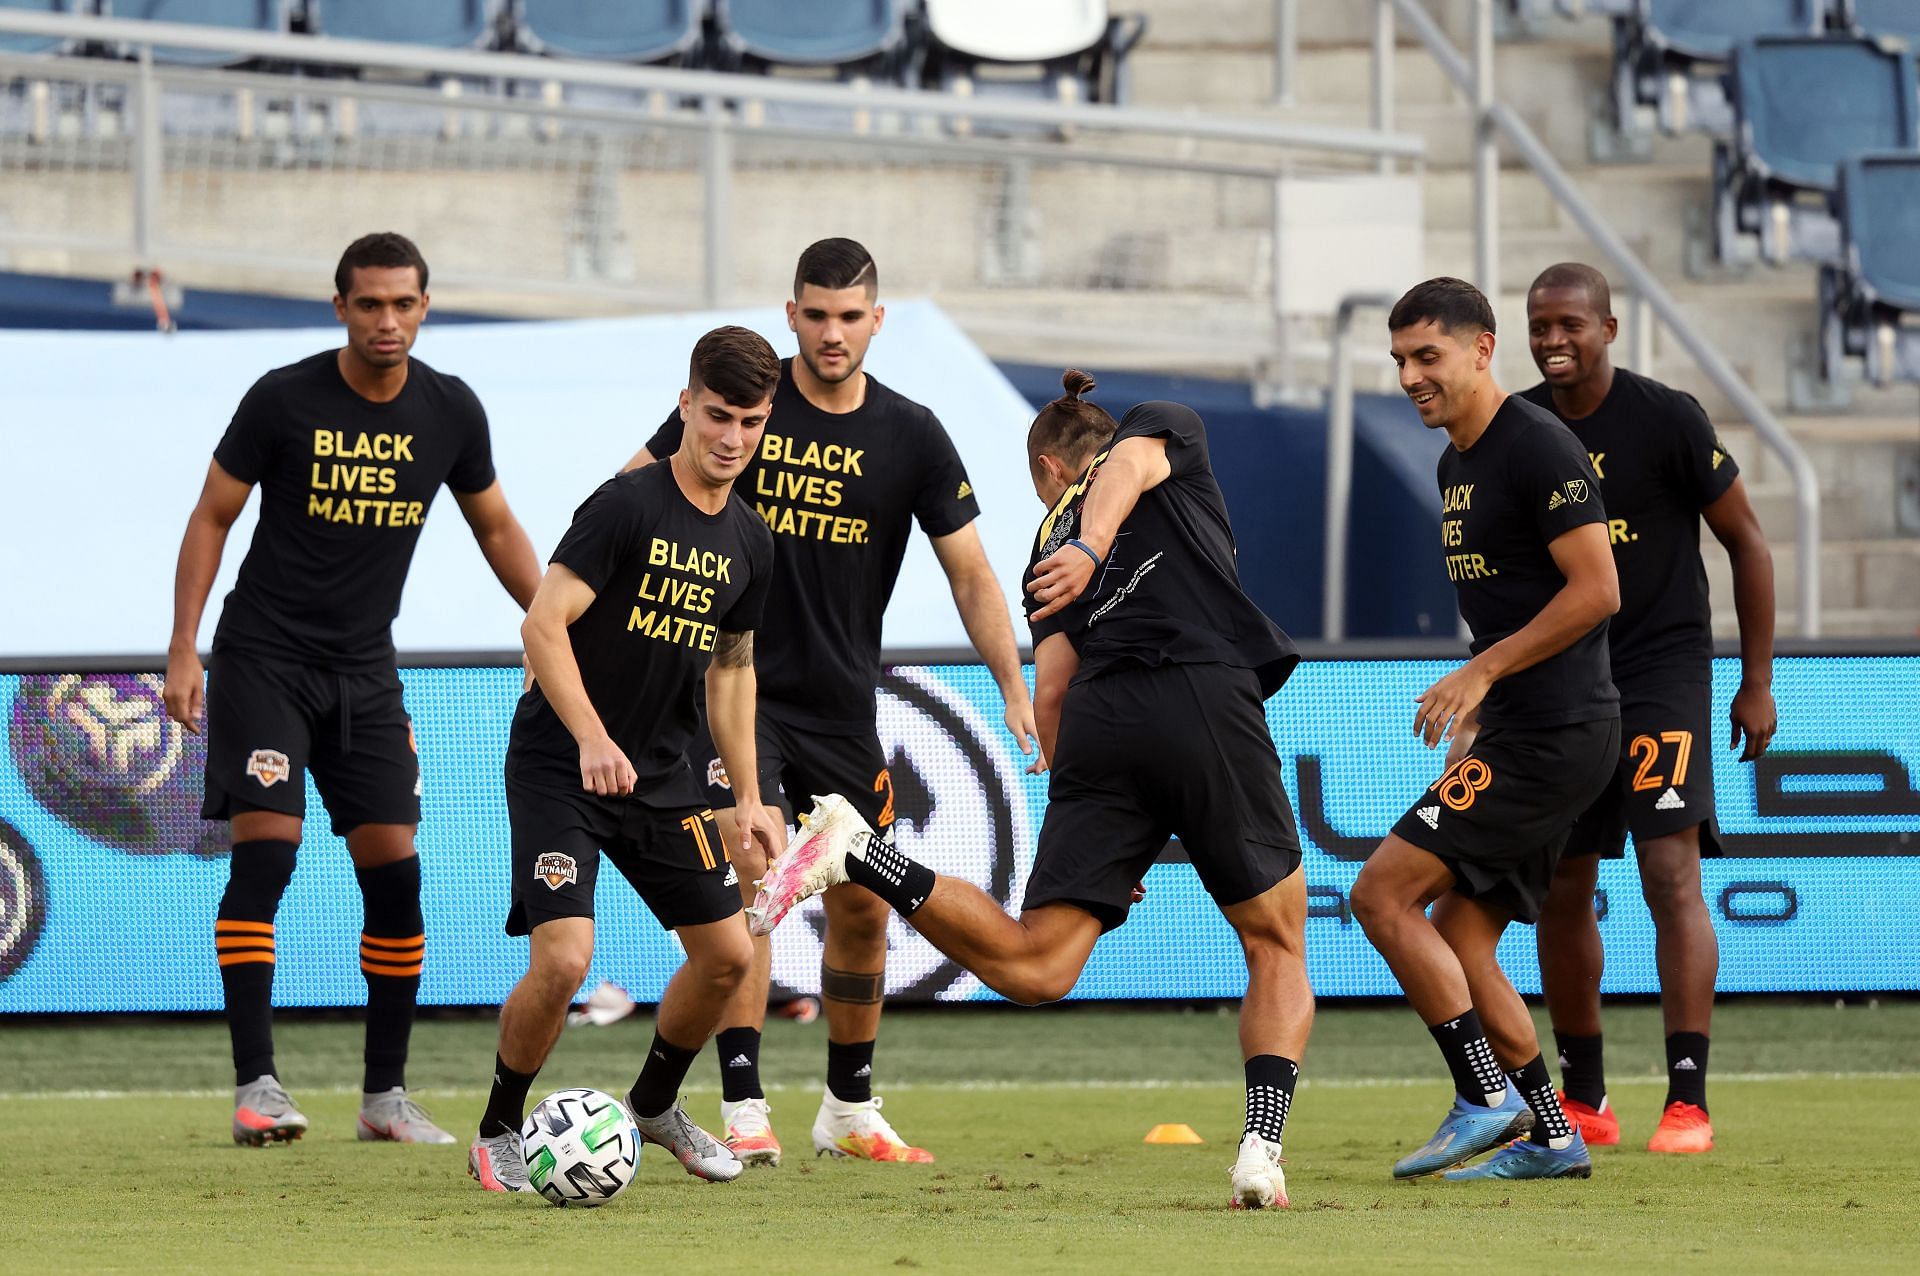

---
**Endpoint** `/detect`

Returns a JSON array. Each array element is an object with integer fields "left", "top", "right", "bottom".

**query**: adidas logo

[
  {"left": 956, "top": 480, "right": 973, "bottom": 500},
  {"left": 1416, "top": 805, "right": 1440, "bottom": 829},
  {"left": 723, "top": 864, "right": 739, "bottom": 887},
  {"left": 1547, "top": 490, "right": 1566, "bottom": 511},
  {"left": 853, "top": 1064, "right": 872, "bottom": 1077},
  {"left": 1655, "top": 787, "right": 1686, "bottom": 811},
  {"left": 726, "top": 1054, "right": 752, "bottom": 1068},
  {"left": 1674, "top": 1057, "right": 1698, "bottom": 1070}
]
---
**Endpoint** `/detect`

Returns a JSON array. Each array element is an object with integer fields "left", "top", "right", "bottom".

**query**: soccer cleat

[
  {"left": 634, "top": 1101, "right": 744, "bottom": 1182},
  {"left": 1391, "top": 1086, "right": 1535, "bottom": 1179},
  {"left": 746, "top": 794, "right": 868, "bottom": 936},
  {"left": 468, "top": 1130, "right": 531, "bottom": 1193},
  {"left": 812, "top": 1091, "right": 935, "bottom": 1164},
  {"left": 1442, "top": 1132, "right": 1593, "bottom": 1180},
  {"left": 1647, "top": 1101, "right": 1714, "bottom": 1154},
  {"left": 721, "top": 1096, "right": 783, "bottom": 1168},
  {"left": 1229, "top": 1133, "right": 1289, "bottom": 1210},
  {"left": 357, "top": 1087, "right": 458, "bottom": 1144},
  {"left": 1557, "top": 1091, "right": 1620, "bottom": 1147},
  {"left": 232, "top": 1075, "right": 309, "bottom": 1147}
]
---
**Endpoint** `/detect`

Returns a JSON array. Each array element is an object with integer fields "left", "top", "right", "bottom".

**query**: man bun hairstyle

[
  {"left": 335, "top": 232, "right": 429, "bottom": 299},
  {"left": 1529, "top": 261, "right": 1613, "bottom": 318},
  {"left": 1388, "top": 276, "right": 1496, "bottom": 336},
  {"left": 794, "top": 237, "right": 877, "bottom": 298},
  {"left": 689, "top": 325, "right": 781, "bottom": 408},
  {"left": 1027, "top": 369, "right": 1118, "bottom": 478}
]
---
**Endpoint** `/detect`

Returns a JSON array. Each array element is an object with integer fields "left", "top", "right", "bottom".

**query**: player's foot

[
  {"left": 233, "top": 1075, "right": 309, "bottom": 1147},
  {"left": 747, "top": 794, "right": 868, "bottom": 936},
  {"left": 1391, "top": 1087, "right": 1535, "bottom": 1179},
  {"left": 1442, "top": 1133, "right": 1593, "bottom": 1180},
  {"left": 1647, "top": 1101, "right": 1714, "bottom": 1154},
  {"left": 358, "top": 1087, "right": 458, "bottom": 1144},
  {"left": 468, "top": 1129, "right": 531, "bottom": 1193},
  {"left": 1557, "top": 1091, "right": 1620, "bottom": 1146},
  {"left": 721, "top": 1096, "right": 783, "bottom": 1168},
  {"left": 1228, "top": 1133, "right": 1289, "bottom": 1210},
  {"left": 634, "top": 1101, "right": 744, "bottom": 1182},
  {"left": 811, "top": 1091, "right": 935, "bottom": 1163}
]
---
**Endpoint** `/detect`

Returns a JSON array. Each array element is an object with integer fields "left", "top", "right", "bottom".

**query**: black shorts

[
  {"left": 1389, "top": 717, "right": 1621, "bottom": 923},
  {"left": 1565, "top": 679, "right": 1721, "bottom": 859},
  {"left": 690, "top": 710, "right": 895, "bottom": 836},
  {"left": 504, "top": 779, "right": 742, "bottom": 936},
  {"left": 1024, "top": 662, "right": 1302, "bottom": 933},
  {"left": 200, "top": 650, "right": 420, "bottom": 836}
]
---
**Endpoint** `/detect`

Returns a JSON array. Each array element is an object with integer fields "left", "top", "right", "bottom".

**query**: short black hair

[
  {"left": 335, "top": 232, "right": 428, "bottom": 299},
  {"left": 1388, "top": 276, "right": 1496, "bottom": 337},
  {"left": 1528, "top": 262, "right": 1612, "bottom": 318},
  {"left": 689, "top": 325, "right": 781, "bottom": 408},
  {"left": 793, "top": 237, "right": 877, "bottom": 298}
]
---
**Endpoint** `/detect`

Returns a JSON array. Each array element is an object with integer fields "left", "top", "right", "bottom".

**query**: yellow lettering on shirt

[
  {"left": 1609, "top": 518, "right": 1637, "bottom": 545},
  {"left": 1445, "top": 552, "right": 1498, "bottom": 582},
  {"left": 1588, "top": 452, "right": 1606, "bottom": 480},
  {"left": 1441, "top": 483, "right": 1475, "bottom": 514}
]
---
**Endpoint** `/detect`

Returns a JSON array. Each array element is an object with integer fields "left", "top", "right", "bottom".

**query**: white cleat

[
  {"left": 1229, "top": 1133, "right": 1289, "bottom": 1210},
  {"left": 232, "top": 1074, "right": 309, "bottom": 1147},
  {"left": 634, "top": 1101, "right": 743, "bottom": 1182},
  {"left": 721, "top": 1096, "right": 783, "bottom": 1167},
  {"left": 811, "top": 1090, "right": 934, "bottom": 1164},
  {"left": 746, "top": 794, "right": 871, "bottom": 936},
  {"left": 468, "top": 1129, "right": 531, "bottom": 1193},
  {"left": 358, "top": 1087, "right": 458, "bottom": 1144}
]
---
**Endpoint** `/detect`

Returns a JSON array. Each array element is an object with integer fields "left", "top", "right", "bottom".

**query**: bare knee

[
  {"left": 530, "top": 938, "right": 592, "bottom": 997},
  {"left": 825, "top": 885, "right": 891, "bottom": 949},
  {"left": 689, "top": 930, "right": 754, "bottom": 995},
  {"left": 1638, "top": 837, "right": 1705, "bottom": 923},
  {"left": 1349, "top": 872, "right": 1393, "bottom": 937},
  {"left": 990, "top": 964, "right": 1079, "bottom": 1007}
]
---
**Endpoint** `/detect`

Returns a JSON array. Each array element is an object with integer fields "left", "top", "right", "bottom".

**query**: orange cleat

[
  {"left": 1556, "top": 1091, "right": 1620, "bottom": 1147},
  {"left": 1647, "top": 1102, "right": 1714, "bottom": 1154},
  {"left": 812, "top": 1092, "right": 934, "bottom": 1164},
  {"left": 722, "top": 1097, "right": 783, "bottom": 1168}
]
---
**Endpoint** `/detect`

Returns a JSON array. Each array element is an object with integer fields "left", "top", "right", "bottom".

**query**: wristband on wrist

[{"left": 1066, "top": 537, "right": 1102, "bottom": 566}]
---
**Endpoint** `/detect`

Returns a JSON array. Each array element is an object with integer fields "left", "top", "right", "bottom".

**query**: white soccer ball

[{"left": 520, "top": 1088, "right": 641, "bottom": 1208}]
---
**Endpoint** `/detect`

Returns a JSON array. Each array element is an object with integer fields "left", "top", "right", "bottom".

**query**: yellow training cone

[{"left": 1143, "top": 1123, "right": 1205, "bottom": 1145}]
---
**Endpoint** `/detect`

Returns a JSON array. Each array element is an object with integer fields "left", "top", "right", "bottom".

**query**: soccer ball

[{"left": 520, "top": 1088, "right": 641, "bottom": 1208}]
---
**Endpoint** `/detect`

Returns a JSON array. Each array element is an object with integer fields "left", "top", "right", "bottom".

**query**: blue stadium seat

[
  {"left": 0, "top": 0, "right": 89, "bottom": 56},
  {"left": 922, "top": 0, "right": 1147, "bottom": 106},
  {"left": 107, "top": 1, "right": 288, "bottom": 66},
  {"left": 1714, "top": 37, "right": 1919, "bottom": 263},
  {"left": 1842, "top": 0, "right": 1920, "bottom": 43},
  {"left": 306, "top": 0, "right": 499, "bottom": 49},
  {"left": 516, "top": 0, "right": 705, "bottom": 63},
  {"left": 1615, "top": 0, "right": 1827, "bottom": 134},
  {"left": 715, "top": 0, "right": 908, "bottom": 79},
  {"left": 1821, "top": 153, "right": 1920, "bottom": 382}
]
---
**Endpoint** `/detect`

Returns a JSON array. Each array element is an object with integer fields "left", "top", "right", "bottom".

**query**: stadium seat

[
  {"left": 714, "top": 0, "right": 909, "bottom": 81},
  {"left": 1614, "top": 0, "right": 1826, "bottom": 134},
  {"left": 106, "top": 1, "right": 288, "bottom": 66},
  {"left": 306, "top": 0, "right": 500, "bottom": 50},
  {"left": 1841, "top": 0, "right": 1920, "bottom": 43},
  {"left": 515, "top": 0, "right": 705, "bottom": 64},
  {"left": 922, "top": 0, "right": 1147, "bottom": 106},
  {"left": 1713, "top": 35, "right": 1919, "bottom": 264},
  {"left": 0, "top": 0, "right": 89, "bottom": 56},
  {"left": 1821, "top": 152, "right": 1920, "bottom": 383}
]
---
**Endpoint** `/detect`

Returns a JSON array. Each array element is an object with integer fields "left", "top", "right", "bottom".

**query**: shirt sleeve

[
  {"left": 644, "top": 408, "right": 684, "bottom": 463},
  {"left": 1114, "top": 401, "right": 1207, "bottom": 480},
  {"left": 718, "top": 523, "right": 775, "bottom": 633},
  {"left": 911, "top": 411, "right": 981, "bottom": 538},
  {"left": 548, "top": 477, "right": 637, "bottom": 595},
  {"left": 1525, "top": 421, "right": 1609, "bottom": 543},
  {"left": 210, "top": 376, "right": 279, "bottom": 484},
  {"left": 443, "top": 377, "right": 498, "bottom": 495},
  {"left": 1668, "top": 390, "right": 1739, "bottom": 509}
]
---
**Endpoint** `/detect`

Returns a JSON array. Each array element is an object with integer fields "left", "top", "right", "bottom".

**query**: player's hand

[
  {"left": 1025, "top": 746, "right": 1049, "bottom": 776},
  {"left": 163, "top": 644, "right": 205, "bottom": 735},
  {"left": 1729, "top": 680, "right": 1777, "bottom": 762},
  {"left": 1004, "top": 695, "right": 1039, "bottom": 760},
  {"left": 1443, "top": 722, "right": 1479, "bottom": 772},
  {"left": 1130, "top": 881, "right": 1147, "bottom": 904},
  {"left": 736, "top": 802, "right": 784, "bottom": 864},
  {"left": 577, "top": 735, "right": 637, "bottom": 796},
  {"left": 1414, "top": 660, "right": 1493, "bottom": 748},
  {"left": 1027, "top": 541, "right": 1101, "bottom": 622}
]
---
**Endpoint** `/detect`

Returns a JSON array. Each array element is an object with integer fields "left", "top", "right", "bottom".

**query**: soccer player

[
  {"left": 1522, "top": 263, "right": 1776, "bottom": 1154},
  {"left": 161, "top": 233, "right": 542, "bottom": 1147},
  {"left": 1350, "top": 277, "right": 1621, "bottom": 1182},
  {"left": 467, "top": 326, "right": 782, "bottom": 1193},
  {"left": 623, "top": 238, "right": 1035, "bottom": 1166},
  {"left": 749, "top": 373, "right": 1314, "bottom": 1210}
]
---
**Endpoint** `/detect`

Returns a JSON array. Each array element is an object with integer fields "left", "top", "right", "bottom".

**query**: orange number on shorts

[
  {"left": 873, "top": 769, "right": 896, "bottom": 828},
  {"left": 1630, "top": 730, "right": 1693, "bottom": 792},
  {"left": 681, "top": 810, "right": 724, "bottom": 869},
  {"left": 1431, "top": 756, "right": 1493, "bottom": 811}
]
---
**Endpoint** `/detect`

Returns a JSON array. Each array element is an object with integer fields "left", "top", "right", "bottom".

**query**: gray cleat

[
  {"left": 233, "top": 1075, "right": 309, "bottom": 1147},
  {"left": 358, "top": 1087, "right": 457, "bottom": 1144},
  {"left": 633, "top": 1101, "right": 743, "bottom": 1182},
  {"left": 468, "top": 1129, "right": 531, "bottom": 1193}
]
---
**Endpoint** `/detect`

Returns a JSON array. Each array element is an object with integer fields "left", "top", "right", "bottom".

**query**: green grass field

[{"left": 3, "top": 1000, "right": 1917, "bottom": 1273}]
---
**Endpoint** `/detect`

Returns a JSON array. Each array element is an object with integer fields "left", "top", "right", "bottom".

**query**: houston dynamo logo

[
  {"left": 9, "top": 674, "right": 227, "bottom": 858},
  {"left": 768, "top": 669, "right": 1032, "bottom": 1003},
  {"left": 0, "top": 819, "right": 47, "bottom": 983}
]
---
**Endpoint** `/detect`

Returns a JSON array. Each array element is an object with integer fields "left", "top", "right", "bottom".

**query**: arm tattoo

[{"left": 714, "top": 630, "right": 754, "bottom": 669}]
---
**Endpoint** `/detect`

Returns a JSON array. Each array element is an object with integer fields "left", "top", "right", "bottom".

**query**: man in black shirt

[
  {"left": 1521, "top": 263, "right": 1777, "bottom": 1156},
  {"left": 1351, "top": 277, "right": 1621, "bottom": 1183},
  {"left": 748, "top": 373, "right": 1314, "bottom": 1210},
  {"left": 468, "top": 327, "right": 781, "bottom": 1195},
  {"left": 161, "top": 233, "right": 543, "bottom": 1148},
  {"left": 625, "top": 239, "right": 1033, "bottom": 1166}
]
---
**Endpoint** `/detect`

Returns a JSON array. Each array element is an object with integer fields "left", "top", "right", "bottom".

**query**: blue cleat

[
  {"left": 1392, "top": 1088, "right": 1536, "bottom": 1180},
  {"left": 1443, "top": 1132, "right": 1593, "bottom": 1180}
]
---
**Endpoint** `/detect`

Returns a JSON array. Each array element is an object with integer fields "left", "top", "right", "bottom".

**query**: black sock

[
  {"left": 356, "top": 856, "right": 425, "bottom": 1094},
  {"left": 717, "top": 1026, "right": 764, "bottom": 1102},
  {"left": 1428, "top": 1008, "right": 1508, "bottom": 1107},
  {"left": 1665, "top": 1032, "right": 1709, "bottom": 1112},
  {"left": 629, "top": 1031, "right": 701, "bottom": 1119},
  {"left": 826, "top": 1038, "right": 876, "bottom": 1104},
  {"left": 1554, "top": 1030, "right": 1606, "bottom": 1110},
  {"left": 216, "top": 839, "right": 296, "bottom": 1087},
  {"left": 1511, "top": 1055, "right": 1575, "bottom": 1148},
  {"left": 1243, "top": 1055, "right": 1299, "bottom": 1146},
  {"left": 842, "top": 836, "right": 936, "bottom": 917},
  {"left": 480, "top": 1053, "right": 538, "bottom": 1138}
]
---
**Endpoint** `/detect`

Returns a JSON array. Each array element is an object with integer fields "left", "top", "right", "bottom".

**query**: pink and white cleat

[{"left": 746, "top": 794, "right": 873, "bottom": 936}]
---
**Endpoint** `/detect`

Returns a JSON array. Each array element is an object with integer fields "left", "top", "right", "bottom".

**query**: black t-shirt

[
  {"left": 1023, "top": 402, "right": 1299, "bottom": 698},
  {"left": 506, "top": 461, "right": 774, "bottom": 804},
  {"left": 1519, "top": 369, "right": 1739, "bottom": 688},
  {"left": 210, "top": 351, "right": 496, "bottom": 671},
  {"left": 644, "top": 359, "right": 978, "bottom": 733},
  {"left": 1435, "top": 395, "right": 1618, "bottom": 729}
]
